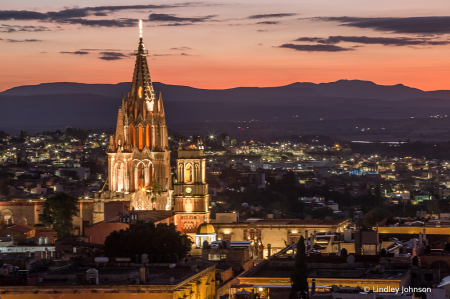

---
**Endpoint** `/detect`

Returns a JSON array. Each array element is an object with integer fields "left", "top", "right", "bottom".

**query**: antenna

[{"left": 139, "top": 19, "right": 143, "bottom": 38}]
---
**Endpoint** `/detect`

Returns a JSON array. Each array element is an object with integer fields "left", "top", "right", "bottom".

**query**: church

[{"left": 91, "top": 21, "right": 210, "bottom": 241}]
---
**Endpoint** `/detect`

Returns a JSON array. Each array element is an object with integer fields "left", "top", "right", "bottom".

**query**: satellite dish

[
  {"left": 347, "top": 255, "right": 355, "bottom": 264},
  {"left": 169, "top": 263, "right": 176, "bottom": 269},
  {"left": 332, "top": 285, "right": 339, "bottom": 292},
  {"left": 169, "top": 277, "right": 175, "bottom": 283}
]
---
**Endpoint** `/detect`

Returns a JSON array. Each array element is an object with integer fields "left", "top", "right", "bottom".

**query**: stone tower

[
  {"left": 173, "top": 137, "right": 210, "bottom": 238},
  {"left": 106, "top": 25, "right": 171, "bottom": 211}
]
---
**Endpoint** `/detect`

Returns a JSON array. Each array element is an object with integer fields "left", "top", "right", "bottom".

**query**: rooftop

[
  {"left": 240, "top": 259, "right": 408, "bottom": 281},
  {"left": 89, "top": 210, "right": 174, "bottom": 226},
  {"left": 213, "top": 219, "right": 347, "bottom": 226}
]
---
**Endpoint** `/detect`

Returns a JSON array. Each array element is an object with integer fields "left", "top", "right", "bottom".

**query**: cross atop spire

[{"left": 136, "top": 20, "right": 147, "bottom": 56}]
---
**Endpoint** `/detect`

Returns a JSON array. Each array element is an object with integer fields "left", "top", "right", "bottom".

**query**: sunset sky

[{"left": 1, "top": 0, "right": 450, "bottom": 92}]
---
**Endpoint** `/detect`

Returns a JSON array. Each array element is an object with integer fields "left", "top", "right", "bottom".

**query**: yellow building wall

[
  {"left": 375, "top": 227, "right": 444, "bottom": 235},
  {"left": 1, "top": 294, "right": 172, "bottom": 299},
  {"left": 1, "top": 268, "right": 216, "bottom": 299},
  {"left": 239, "top": 277, "right": 404, "bottom": 290},
  {"left": 260, "top": 228, "right": 289, "bottom": 251}
]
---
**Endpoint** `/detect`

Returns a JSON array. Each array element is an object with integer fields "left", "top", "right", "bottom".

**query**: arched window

[
  {"left": 146, "top": 124, "right": 151, "bottom": 148},
  {"left": 129, "top": 124, "right": 135, "bottom": 147},
  {"left": 138, "top": 125, "right": 143, "bottom": 150},
  {"left": 185, "top": 163, "right": 193, "bottom": 183},
  {"left": 148, "top": 163, "right": 153, "bottom": 183},
  {"left": 137, "top": 163, "right": 144, "bottom": 188}
]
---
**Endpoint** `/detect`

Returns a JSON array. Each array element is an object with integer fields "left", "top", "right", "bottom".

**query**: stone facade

[
  {"left": 173, "top": 141, "right": 210, "bottom": 238},
  {"left": 97, "top": 35, "right": 171, "bottom": 212}
]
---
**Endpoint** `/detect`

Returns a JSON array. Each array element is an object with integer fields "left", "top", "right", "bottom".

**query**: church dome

[{"left": 196, "top": 222, "right": 215, "bottom": 235}]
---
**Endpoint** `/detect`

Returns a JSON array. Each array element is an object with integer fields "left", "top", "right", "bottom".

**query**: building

[
  {"left": 173, "top": 138, "right": 210, "bottom": 237},
  {"left": 94, "top": 21, "right": 172, "bottom": 221},
  {"left": 232, "top": 257, "right": 410, "bottom": 299},
  {"left": 0, "top": 260, "right": 217, "bottom": 299},
  {"left": 212, "top": 216, "right": 348, "bottom": 256},
  {"left": 85, "top": 210, "right": 174, "bottom": 244}
]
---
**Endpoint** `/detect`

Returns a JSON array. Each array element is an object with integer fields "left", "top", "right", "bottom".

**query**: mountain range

[{"left": 1, "top": 80, "right": 450, "bottom": 135}]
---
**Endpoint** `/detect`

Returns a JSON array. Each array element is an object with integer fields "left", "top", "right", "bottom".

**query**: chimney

[
  {"left": 267, "top": 244, "right": 272, "bottom": 257},
  {"left": 140, "top": 267, "right": 147, "bottom": 283},
  {"left": 423, "top": 229, "right": 427, "bottom": 244},
  {"left": 311, "top": 279, "right": 316, "bottom": 296}
]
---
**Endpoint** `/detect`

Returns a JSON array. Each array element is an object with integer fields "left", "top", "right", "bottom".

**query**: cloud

[
  {"left": 80, "top": 48, "right": 121, "bottom": 51},
  {"left": 149, "top": 13, "right": 216, "bottom": 24},
  {"left": 249, "top": 13, "right": 297, "bottom": 19},
  {"left": 0, "top": 5, "right": 197, "bottom": 20},
  {"left": 6, "top": 39, "right": 42, "bottom": 42},
  {"left": 256, "top": 21, "right": 278, "bottom": 25},
  {"left": 279, "top": 43, "right": 353, "bottom": 52},
  {"left": 295, "top": 36, "right": 450, "bottom": 46},
  {"left": 0, "top": 10, "right": 48, "bottom": 21},
  {"left": 0, "top": 24, "right": 51, "bottom": 33},
  {"left": 60, "top": 51, "right": 89, "bottom": 55},
  {"left": 312, "top": 16, "right": 450, "bottom": 35},
  {"left": 0, "top": 4, "right": 204, "bottom": 27},
  {"left": 58, "top": 18, "right": 137, "bottom": 27},
  {"left": 152, "top": 53, "right": 193, "bottom": 57},
  {"left": 99, "top": 51, "right": 126, "bottom": 60},
  {"left": 161, "top": 22, "right": 195, "bottom": 27},
  {"left": 170, "top": 46, "right": 192, "bottom": 50}
]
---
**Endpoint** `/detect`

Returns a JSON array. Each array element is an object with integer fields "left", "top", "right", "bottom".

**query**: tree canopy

[
  {"left": 362, "top": 208, "right": 392, "bottom": 228},
  {"left": 39, "top": 193, "right": 79, "bottom": 238},
  {"left": 104, "top": 221, "right": 192, "bottom": 259}
]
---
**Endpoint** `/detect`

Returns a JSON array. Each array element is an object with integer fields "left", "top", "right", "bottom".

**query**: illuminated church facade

[
  {"left": 105, "top": 32, "right": 171, "bottom": 212},
  {"left": 94, "top": 21, "right": 210, "bottom": 237}
]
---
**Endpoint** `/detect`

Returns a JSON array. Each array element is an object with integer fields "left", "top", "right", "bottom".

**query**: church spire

[{"left": 127, "top": 19, "right": 155, "bottom": 119}]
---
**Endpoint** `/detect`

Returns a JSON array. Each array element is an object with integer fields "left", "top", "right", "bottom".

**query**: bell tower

[{"left": 173, "top": 137, "right": 210, "bottom": 237}]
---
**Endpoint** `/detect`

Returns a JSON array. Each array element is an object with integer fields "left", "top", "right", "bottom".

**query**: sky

[{"left": 1, "top": 0, "right": 450, "bottom": 91}]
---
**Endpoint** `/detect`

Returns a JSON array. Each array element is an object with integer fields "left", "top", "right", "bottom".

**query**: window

[
  {"left": 137, "top": 163, "right": 144, "bottom": 188},
  {"left": 146, "top": 124, "right": 151, "bottom": 148},
  {"left": 185, "top": 164, "right": 193, "bottom": 183},
  {"left": 220, "top": 254, "right": 227, "bottom": 260},
  {"left": 138, "top": 125, "right": 143, "bottom": 150},
  {"left": 129, "top": 125, "right": 135, "bottom": 146},
  {"left": 208, "top": 254, "right": 220, "bottom": 261}
]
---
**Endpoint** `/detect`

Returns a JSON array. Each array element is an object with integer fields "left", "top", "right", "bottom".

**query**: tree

[
  {"left": 39, "top": 193, "right": 79, "bottom": 238},
  {"left": 291, "top": 236, "right": 308, "bottom": 296},
  {"left": 312, "top": 207, "right": 334, "bottom": 219},
  {"left": 362, "top": 208, "right": 392, "bottom": 228},
  {"left": 147, "top": 180, "right": 163, "bottom": 204},
  {"left": 426, "top": 200, "right": 441, "bottom": 214},
  {"left": 444, "top": 242, "right": 450, "bottom": 252},
  {"left": 104, "top": 221, "right": 192, "bottom": 259}
]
